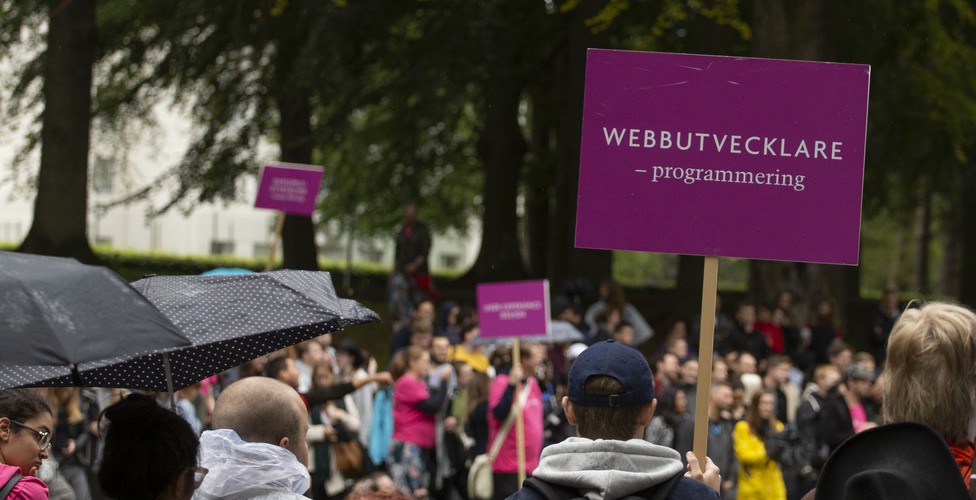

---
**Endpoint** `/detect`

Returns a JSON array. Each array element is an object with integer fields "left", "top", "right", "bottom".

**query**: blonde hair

[
  {"left": 311, "top": 360, "right": 336, "bottom": 390},
  {"left": 812, "top": 364, "right": 840, "bottom": 385},
  {"left": 390, "top": 346, "right": 427, "bottom": 381},
  {"left": 740, "top": 373, "right": 762, "bottom": 406},
  {"left": 47, "top": 388, "right": 84, "bottom": 424},
  {"left": 882, "top": 301, "right": 976, "bottom": 442}
]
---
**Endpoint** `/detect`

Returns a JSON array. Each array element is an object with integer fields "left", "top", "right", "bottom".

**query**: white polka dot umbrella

[
  {"left": 0, "top": 251, "right": 192, "bottom": 390},
  {"left": 122, "top": 270, "right": 380, "bottom": 391}
]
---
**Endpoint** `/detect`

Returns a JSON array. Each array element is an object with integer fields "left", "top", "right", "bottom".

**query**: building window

[
  {"left": 92, "top": 156, "right": 115, "bottom": 194},
  {"left": 254, "top": 243, "right": 273, "bottom": 260},
  {"left": 211, "top": 241, "right": 234, "bottom": 255},
  {"left": 319, "top": 239, "right": 344, "bottom": 261},
  {"left": 361, "top": 249, "right": 383, "bottom": 263},
  {"left": 440, "top": 253, "right": 460, "bottom": 269}
]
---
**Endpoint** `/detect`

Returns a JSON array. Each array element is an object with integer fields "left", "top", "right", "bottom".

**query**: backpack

[
  {"left": 765, "top": 425, "right": 814, "bottom": 472},
  {"left": 0, "top": 473, "right": 22, "bottom": 499},
  {"left": 522, "top": 469, "right": 684, "bottom": 500}
]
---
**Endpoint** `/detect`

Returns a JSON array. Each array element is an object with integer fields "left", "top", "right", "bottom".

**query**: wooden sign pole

[
  {"left": 512, "top": 337, "right": 527, "bottom": 486},
  {"left": 265, "top": 212, "right": 286, "bottom": 272},
  {"left": 692, "top": 256, "right": 719, "bottom": 470}
]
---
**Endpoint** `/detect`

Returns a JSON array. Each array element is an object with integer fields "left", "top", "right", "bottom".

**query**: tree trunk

[
  {"left": 460, "top": 2, "right": 529, "bottom": 284},
  {"left": 674, "top": 255, "right": 706, "bottom": 322},
  {"left": 911, "top": 185, "right": 931, "bottom": 293},
  {"left": 524, "top": 87, "right": 555, "bottom": 278},
  {"left": 524, "top": 181, "right": 550, "bottom": 279},
  {"left": 18, "top": 0, "right": 97, "bottom": 264},
  {"left": 549, "top": 0, "right": 612, "bottom": 290},
  {"left": 939, "top": 211, "right": 960, "bottom": 297},
  {"left": 276, "top": 87, "right": 319, "bottom": 271},
  {"left": 886, "top": 229, "right": 904, "bottom": 290},
  {"left": 958, "top": 164, "right": 976, "bottom": 307},
  {"left": 463, "top": 75, "right": 527, "bottom": 283},
  {"left": 748, "top": 261, "right": 807, "bottom": 308},
  {"left": 753, "top": 0, "right": 827, "bottom": 60}
]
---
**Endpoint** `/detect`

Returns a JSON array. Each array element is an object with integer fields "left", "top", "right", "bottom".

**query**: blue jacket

[{"left": 368, "top": 387, "right": 393, "bottom": 465}]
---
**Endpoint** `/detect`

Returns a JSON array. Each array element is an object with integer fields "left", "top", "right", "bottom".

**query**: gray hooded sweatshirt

[{"left": 528, "top": 437, "right": 686, "bottom": 500}]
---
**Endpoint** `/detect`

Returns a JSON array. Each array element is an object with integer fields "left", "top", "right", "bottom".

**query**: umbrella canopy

[
  {"left": 126, "top": 270, "right": 380, "bottom": 391},
  {"left": 0, "top": 251, "right": 192, "bottom": 390},
  {"left": 471, "top": 320, "right": 585, "bottom": 346}
]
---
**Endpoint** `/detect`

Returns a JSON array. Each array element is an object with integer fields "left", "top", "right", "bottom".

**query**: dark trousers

[{"left": 492, "top": 473, "right": 521, "bottom": 500}]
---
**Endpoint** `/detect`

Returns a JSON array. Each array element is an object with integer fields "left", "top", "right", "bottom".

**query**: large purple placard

[
  {"left": 254, "top": 163, "right": 325, "bottom": 216},
  {"left": 576, "top": 50, "right": 870, "bottom": 265},
  {"left": 477, "top": 280, "right": 551, "bottom": 339}
]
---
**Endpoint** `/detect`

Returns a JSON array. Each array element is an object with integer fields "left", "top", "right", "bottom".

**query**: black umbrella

[
  {"left": 0, "top": 251, "right": 192, "bottom": 390},
  {"left": 126, "top": 270, "right": 380, "bottom": 391}
]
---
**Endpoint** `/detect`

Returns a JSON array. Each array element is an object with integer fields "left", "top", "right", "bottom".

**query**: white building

[{"left": 0, "top": 102, "right": 480, "bottom": 272}]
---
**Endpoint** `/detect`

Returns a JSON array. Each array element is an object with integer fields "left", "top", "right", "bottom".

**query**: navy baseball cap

[{"left": 568, "top": 340, "right": 655, "bottom": 407}]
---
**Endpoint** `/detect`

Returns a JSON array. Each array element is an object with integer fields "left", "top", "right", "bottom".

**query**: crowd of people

[{"left": 2, "top": 243, "right": 975, "bottom": 500}]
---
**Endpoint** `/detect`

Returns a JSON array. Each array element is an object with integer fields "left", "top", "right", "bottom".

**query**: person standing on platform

[{"left": 395, "top": 203, "right": 434, "bottom": 298}]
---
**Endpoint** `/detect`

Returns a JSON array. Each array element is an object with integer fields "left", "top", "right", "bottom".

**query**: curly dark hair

[
  {"left": 98, "top": 394, "right": 199, "bottom": 500},
  {"left": 0, "top": 389, "right": 53, "bottom": 424}
]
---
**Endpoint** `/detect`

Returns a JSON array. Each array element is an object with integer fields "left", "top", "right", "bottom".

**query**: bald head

[{"left": 212, "top": 377, "right": 309, "bottom": 465}]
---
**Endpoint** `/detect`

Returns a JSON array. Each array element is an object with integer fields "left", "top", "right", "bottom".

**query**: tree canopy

[{"left": 2, "top": 0, "right": 975, "bottom": 310}]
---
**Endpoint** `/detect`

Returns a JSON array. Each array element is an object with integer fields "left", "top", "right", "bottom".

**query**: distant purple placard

[
  {"left": 576, "top": 50, "right": 870, "bottom": 265},
  {"left": 254, "top": 163, "right": 325, "bottom": 216},
  {"left": 477, "top": 280, "right": 551, "bottom": 339}
]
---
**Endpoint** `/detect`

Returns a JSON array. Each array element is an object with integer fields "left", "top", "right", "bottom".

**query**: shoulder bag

[
  {"left": 0, "top": 473, "right": 23, "bottom": 499},
  {"left": 468, "top": 386, "right": 531, "bottom": 500}
]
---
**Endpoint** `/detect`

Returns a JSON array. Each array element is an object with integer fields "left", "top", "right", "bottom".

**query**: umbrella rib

[
  {"left": 16, "top": 280, "right": 73, "bottom": 367},
  {"left": 267, "top": 276, "right": 321, "bottom": 303}
]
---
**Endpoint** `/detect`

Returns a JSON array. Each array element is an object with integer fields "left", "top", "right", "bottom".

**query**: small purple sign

[
  {"left": 576, "top": 50, "right": 870, "bottom": 265},
  {"left": 477, "top": 280, "right": 551, "bottom": 339},
  {"left": 254, "top": 163, "right": 325, "bottom": 216}
]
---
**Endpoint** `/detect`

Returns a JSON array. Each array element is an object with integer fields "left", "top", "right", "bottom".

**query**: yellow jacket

[
  {"left": 448, "top": 345, "right": 489, "bottom": 373},
  {"left": 733, "top": 420, "right": 786, "bottom": 500}
]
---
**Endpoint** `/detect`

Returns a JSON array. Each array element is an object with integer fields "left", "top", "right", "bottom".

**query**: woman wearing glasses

[
  {"left": 0, "top": 388, "right": 54, "bottom": 499},
  {"left": 98, "top": 394, "right": 205, "bottom": 500}
]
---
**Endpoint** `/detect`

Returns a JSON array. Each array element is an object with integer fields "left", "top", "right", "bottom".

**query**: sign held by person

[
  {"left": 574, "top": 49, "right": 871, "bottom": 474},
  {"left": 575, "top": 49, "right": 870, "bottom": 266},
  {"left": 477, "top": 280, "right": 551, "bottom": 339},
  {"left": 254, "top": 163, "right": 325, "bottom": 217}
]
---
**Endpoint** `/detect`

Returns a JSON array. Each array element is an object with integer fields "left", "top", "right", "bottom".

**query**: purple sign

[
  {"left": 477, "top": 280, "right": 551, "bottom": 339},
  {"left": 576, "top": 50, "right": 870, "bottom": 265},
  {"left": 254, "top": 163, "right": 325, "bottom": 216}
]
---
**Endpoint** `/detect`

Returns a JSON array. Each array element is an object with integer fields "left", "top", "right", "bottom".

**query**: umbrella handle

[
  {"left": 163, "top": 353, "right": 176, "bottom": 411},
  {"left": 70, "top": 364, "right": 83, "bottom": 387}
]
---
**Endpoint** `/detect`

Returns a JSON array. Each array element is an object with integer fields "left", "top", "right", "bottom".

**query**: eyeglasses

[
  {"left": 192, "top": 466, "right": 208, "bottom": 489},
  {"left": 8, "top": 420, "right": 52, "bottom": 451}
]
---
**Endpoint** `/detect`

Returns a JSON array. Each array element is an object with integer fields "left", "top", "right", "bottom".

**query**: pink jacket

[
  {"left": 0, "top": 463, "right": 48, "bottom": 500},
  {"left": 392, "top": 374, "right": 436, "bottom": 449},
  {"left": 488, "top": 375, "right": 543, "bottom": 474}
]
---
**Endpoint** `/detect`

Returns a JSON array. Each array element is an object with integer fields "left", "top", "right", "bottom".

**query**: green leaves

[{"left": 841, "top": 0, "right": 976, "bottom": 216}]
